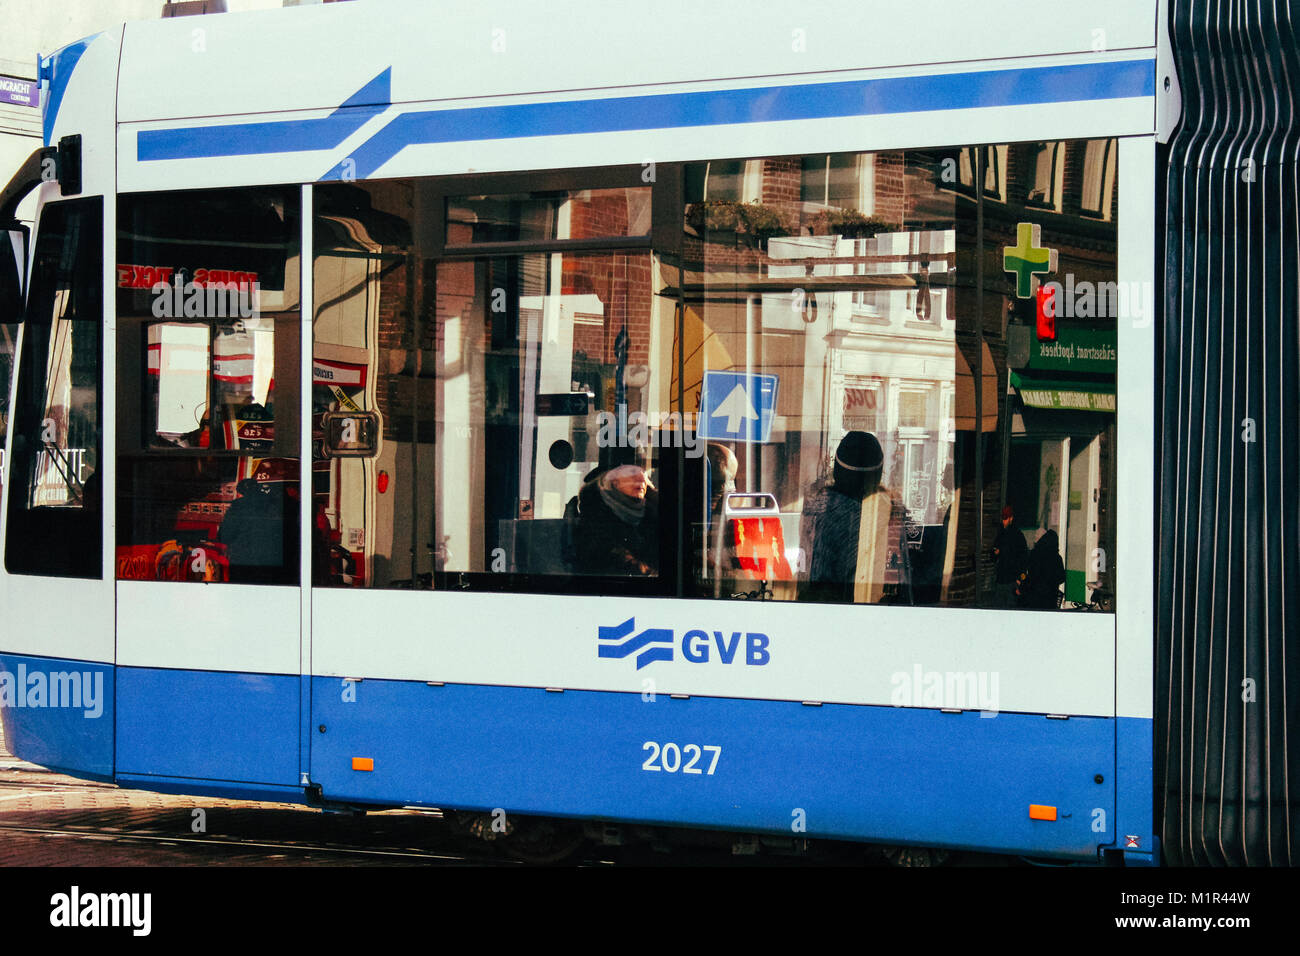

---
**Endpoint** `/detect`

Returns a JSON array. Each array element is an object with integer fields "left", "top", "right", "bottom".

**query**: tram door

[{"left": 112, "top": 188, "right": 304, "bottom": 789}]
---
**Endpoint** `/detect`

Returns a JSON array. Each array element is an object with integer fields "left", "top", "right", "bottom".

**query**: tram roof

[{"left": 114, "top": 0, "right": 1159, "bottom": 125}]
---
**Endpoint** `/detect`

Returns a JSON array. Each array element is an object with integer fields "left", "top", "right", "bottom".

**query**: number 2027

[{"left": 641, "top": 742, "right": 721, "bottom": 775}]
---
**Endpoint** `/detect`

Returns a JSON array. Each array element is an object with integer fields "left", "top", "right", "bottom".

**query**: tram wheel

[
  {"left": 881, "top": 845, "right": 951, "bottom": 867},
  {"left": 500, "top": 817, "right": 588, "bottom": 865}
]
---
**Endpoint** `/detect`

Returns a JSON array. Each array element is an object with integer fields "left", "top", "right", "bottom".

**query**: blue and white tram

[{"left": 0, "top": 0, "right": 1292, "bottom": 865}]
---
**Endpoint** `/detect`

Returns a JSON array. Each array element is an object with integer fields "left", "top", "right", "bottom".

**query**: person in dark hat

[
  {"left": 1022, "top": 528, "right": 1066, "bottom": 609},
  {"left": 991, "top": 504, "right": 1029, "bottom": 607},
  {"left": 574, "top": 464, "right": 660, "bottom": 576},
  {"left": 798, "top": 431, "right": 909, "bottom": 603},
  {"left": 218, "top": 476, "right": 295, "bottom": 584}
]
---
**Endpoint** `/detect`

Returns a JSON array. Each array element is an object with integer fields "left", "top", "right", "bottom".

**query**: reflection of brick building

[
  {"left": 979, "top": 141, "right": 1120, "bottom": 602},
  {"left": 680, "top": 144, "right": 1116, "bottom": 607}
]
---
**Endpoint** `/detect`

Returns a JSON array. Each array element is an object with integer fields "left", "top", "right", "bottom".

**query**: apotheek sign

[
  {"left": 1026, "top": 328, "right": 1117, "bottom": 374},
  {"left": 1018, "top": 386, "right": 1116, "bottom": 413}
]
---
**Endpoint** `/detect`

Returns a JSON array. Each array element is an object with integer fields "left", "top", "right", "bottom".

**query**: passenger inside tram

[
  {"left": 573, "top": 464, "right": 659, "bottom": 576},
  {"left": 217, "top": 473, "right": 298, "bottom": 585}
]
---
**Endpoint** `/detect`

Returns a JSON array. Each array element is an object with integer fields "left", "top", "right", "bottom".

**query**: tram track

[
  {"left": 0, "top": 817, "right": 522, "bottom": 865},
  {"left": 0, "top": 767, "right": 521, "bottom": 864},
  {"left": 0, "top": 765, "right": 614, "bottom": 864},
  {"left": 0, "top": 777, "right": 117, "bottom": 793}
]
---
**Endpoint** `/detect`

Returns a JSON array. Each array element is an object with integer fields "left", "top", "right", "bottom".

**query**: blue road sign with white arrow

[{"left": 698, "top": 370, "right": 779, "bottom": 443}]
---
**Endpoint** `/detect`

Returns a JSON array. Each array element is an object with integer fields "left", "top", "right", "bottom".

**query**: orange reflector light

[
  {"left": 1029, "top": 804, "right": 1057, "bottom": 821},
  {"left": 352, "top": 757, "right": 374, "bottom": 772}
]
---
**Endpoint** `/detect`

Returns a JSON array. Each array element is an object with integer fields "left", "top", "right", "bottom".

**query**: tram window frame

[
  {"left": 311, "top": 169, "right": 680, "bottom": 596},
  {"left": 115, "top": 186, "right": 302, "bottom": 461},
  {"left": 3, "top": 197, "right": 104, "bottom": 579},
  {"left": 312, "top": 145, "right": 1116, "bottom": 611},
  {"left": 430, "top": 198, "right": 677, "bottom": 598},
  {"left": 114, "top": 186, "right": 302, "bottom": 586}
]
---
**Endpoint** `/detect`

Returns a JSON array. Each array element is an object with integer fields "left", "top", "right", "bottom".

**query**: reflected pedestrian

[{"left": 992, "top": 505, "right": 1028, "bottom": 608}]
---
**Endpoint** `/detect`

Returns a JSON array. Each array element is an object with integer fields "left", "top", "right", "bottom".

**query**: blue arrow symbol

[{"left": 711, "top": 383, "right": 759, "bottom": 433}]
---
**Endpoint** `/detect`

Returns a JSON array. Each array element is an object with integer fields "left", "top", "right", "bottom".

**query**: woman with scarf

[{"left": 574, "top": 464, "right": 660, "bottom": 576}]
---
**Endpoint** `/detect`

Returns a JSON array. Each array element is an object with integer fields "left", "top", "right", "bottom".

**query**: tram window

[
  {"left": 430, "top": 251, "right": 676, "bottom": 592},
  {"left": 311, "top": 179, "right": 417, "bottom": 589},
  {"left": 313, "top": 178, "right": 676, "bottom": 594},
  {"left": 311, "top": 147, "right": 1117, "bottom": 610},
  {"left": 981, "top": 139, "right": 1119, "bottom": 612},
  {"left": 683, "top": 150, "right": 974, "bottom": 605},
  {"left": 4, "top": 198, "right": 104, "bottom": 578},
  {"left": 682, "top": 141, "right": 1118, "bottom": 612},
  {"left": 115, "top": 187, "right": 301, "bottom": 585}
]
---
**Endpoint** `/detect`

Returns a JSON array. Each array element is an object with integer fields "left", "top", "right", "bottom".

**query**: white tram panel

[
  {"left": 0, "top": 30, "right": 120, "bottom": 667},
  {"left": 352, "top": 62, "right": 1156, "bottom": 192},
  {"left": 1114, "top": 136, "right": 1157, "bottom": 722},
  {"left": 115, "top": 581, "right": 301, "bottom": 675},
  {"left": 116, "top": 51, "right": 1159, "bottom": 196},
  {"left": 115, "top": 0, "right": 1159, "bottom": 124},
  {"left": 41, "top": 31, "right": 118, "bottom": 194},
  {"left": 312, "top": 590, "right": 1117, "bottom": 718}
]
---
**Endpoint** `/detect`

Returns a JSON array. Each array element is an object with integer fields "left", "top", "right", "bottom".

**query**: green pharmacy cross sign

[{"left": 1003, "top": 222, "right": 1058, "bottom": 298}]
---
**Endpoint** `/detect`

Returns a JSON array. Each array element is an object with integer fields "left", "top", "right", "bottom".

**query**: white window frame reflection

[
  {"left": 1026, "top": 141, "right": 1064, "bottom": 211},
  {"left": 701, "top": 159, "right": 763, "bottom": 204},
  {"left": 801, "top": 153, "right": 875, "bottom": 213},
  {"left": 1081, "top": 139, "right": 1116, "bottom": 219}
]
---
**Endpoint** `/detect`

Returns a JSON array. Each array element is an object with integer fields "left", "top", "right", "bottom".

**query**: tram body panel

[
  {"left": 113, "top": 582, "right": 301, "bottom": 785},
  {"left": 114, "top": 0, "right": 1158, "bottom": 127},
  {"left": 310, "top": 589, "right": 1115, "bottom": 716},
  {"left": 311, "top": 677, "right": 1117, "bottom": 859},
  {"left": 0, "top": 1, "right": 1167, "bottom": 860},
  {"left": 0, "top": 652, "right": 113, "bottom": 779},
  {"left": 115, "top": 55, "right": 1158, "bottom": 196}
]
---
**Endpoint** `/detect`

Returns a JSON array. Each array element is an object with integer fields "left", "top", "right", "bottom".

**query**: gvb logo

[{"left": 598, "top": 618, "right": 771, "bottom": 670}]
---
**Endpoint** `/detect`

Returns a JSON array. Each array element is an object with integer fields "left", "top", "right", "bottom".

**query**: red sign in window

[{"left": 1036, "top": 284, "right": 1057, "bottom": 341}]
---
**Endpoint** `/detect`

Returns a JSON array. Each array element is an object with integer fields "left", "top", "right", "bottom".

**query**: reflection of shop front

[{"left": 1004, "top": 326, "right": 1117, "bottom": 604}]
